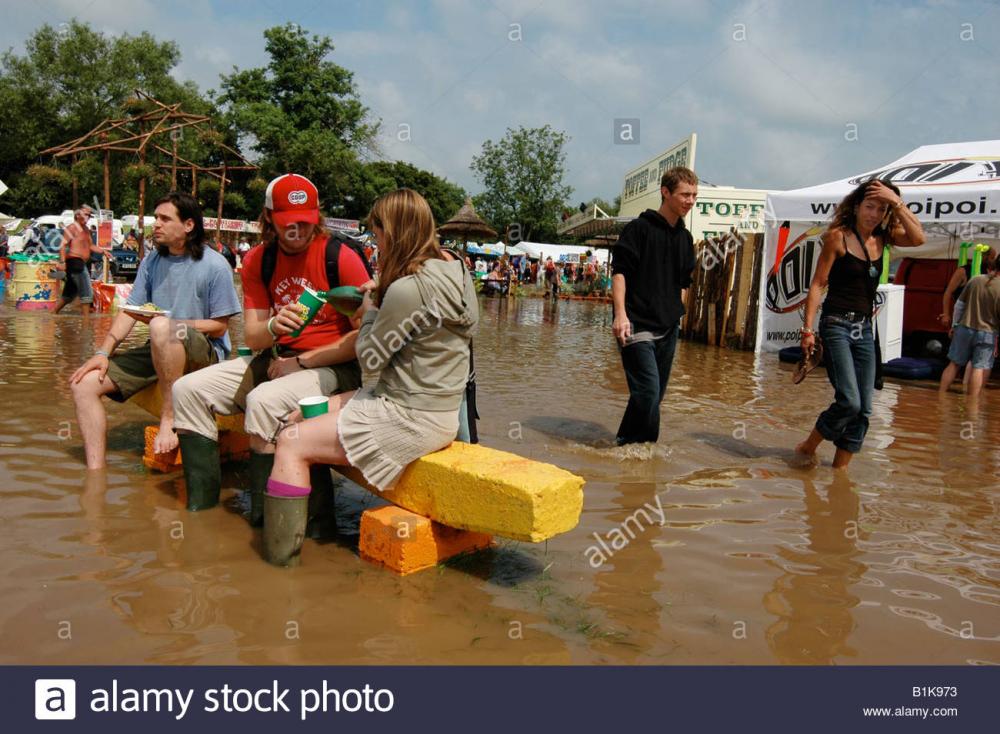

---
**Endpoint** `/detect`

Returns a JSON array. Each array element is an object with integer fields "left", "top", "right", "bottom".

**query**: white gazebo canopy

[{"left": 765, "top": 140, "right": 1000, "bottom": 259}]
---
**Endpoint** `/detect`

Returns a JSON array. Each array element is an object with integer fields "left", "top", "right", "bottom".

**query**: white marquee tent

[
  {"left": 758, "top": 140, "right": 1000, "bottom": 352},
  {"left": 517, "top": 241, "right": 611, "bottom": 264}
]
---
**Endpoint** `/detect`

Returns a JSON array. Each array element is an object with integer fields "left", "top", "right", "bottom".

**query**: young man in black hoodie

[{"left": 611, "top": 167, "right": 698, "bottom": 445}]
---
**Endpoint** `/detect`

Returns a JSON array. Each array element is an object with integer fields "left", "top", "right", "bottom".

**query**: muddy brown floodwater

[{"left": 1, "top": 295, "right": 998, "bottom": 665}]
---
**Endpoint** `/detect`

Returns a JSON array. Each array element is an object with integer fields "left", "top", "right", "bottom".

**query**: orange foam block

[
  {"left": 359, "top": 505, "right": 493, "bottom": 575},
  {"left": 142, "top": 426, "right": 251, "bottom": 472}
]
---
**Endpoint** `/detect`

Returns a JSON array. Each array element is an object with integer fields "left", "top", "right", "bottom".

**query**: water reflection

[
  {"left": 764, "top": 475, "right": 864, "bottom": 664},
  {"left": 1, "top": 297, "right": 998, "bottom": 664},
  {"left": 586, "top": 482, "right": 664, "bottom": 664}
]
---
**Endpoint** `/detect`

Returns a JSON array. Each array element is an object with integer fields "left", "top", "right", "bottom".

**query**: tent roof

[
  {"left": 438, "top": 198, "right": 498, "bottom": 241},
  {"left": 765, "top": 140, "right": 1000, "bottom": 225},
  {"left": 518, "top": 241, "right": 610, "bottom": 263}
]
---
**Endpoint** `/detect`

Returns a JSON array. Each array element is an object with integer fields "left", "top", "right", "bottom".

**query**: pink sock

[{"left": 266, "top": 478, "right": 311, "bottom": 498}]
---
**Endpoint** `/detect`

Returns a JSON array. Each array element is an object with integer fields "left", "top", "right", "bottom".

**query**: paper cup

[
  {"left": 298, "top": 396, "right": 329, "bottom": 419},
  {"left": 292, "top": 288, "right": 325, "bottom": 336}
]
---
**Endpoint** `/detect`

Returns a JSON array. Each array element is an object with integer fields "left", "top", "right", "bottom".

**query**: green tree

[
  {"left": 356, "top": 161, "right": 466, "bottom": 224},
  {"left": 470, "top": 125, "right": 572, "bottom": 242},
  {"left": 0, "top": 20, "right": 213, "bottom": 215},
  {"left": 588, "top": 196, "right": 619, "bottom": 216},
  {"left": 216, "top": 24, "right": 380, "bottom": 217}
]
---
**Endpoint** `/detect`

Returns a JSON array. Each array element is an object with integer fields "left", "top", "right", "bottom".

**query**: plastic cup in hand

[
  {"left": 292, "top": 288, "right": 325, "bottom": 336},
  {"left": 298, "top": 396, "right": 329, "bottom": 419}
]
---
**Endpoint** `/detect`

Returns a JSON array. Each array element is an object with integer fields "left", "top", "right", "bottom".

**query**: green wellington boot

[
  {"left": 263, "top": 493, "right": 309, "bottom": 566},
  {"left": 306, "top": 464, "right": 337, "bottom": 539},
  {"left": 178, "top": 433, "right": 221, "bottom": 511},
  {"left": 247, "top": 451, "right": 275, "bottom": 527}
]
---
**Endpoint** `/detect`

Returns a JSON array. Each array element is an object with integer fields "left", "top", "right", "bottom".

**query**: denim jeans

[
  {"left": 815, "top": 314, "right": 876, "bottom": 454},
  {"left": 616, "top": 325, "right": 679, "bottom": 445}
]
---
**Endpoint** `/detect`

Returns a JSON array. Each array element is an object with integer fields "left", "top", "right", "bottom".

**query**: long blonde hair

[{"left": 368, "top": 188, "right": 444, "bottom": 305}]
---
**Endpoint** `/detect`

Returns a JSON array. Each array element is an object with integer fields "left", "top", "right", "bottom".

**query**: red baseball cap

[{"left": 265, "top": 173, "right": 320, "bottom": 227}]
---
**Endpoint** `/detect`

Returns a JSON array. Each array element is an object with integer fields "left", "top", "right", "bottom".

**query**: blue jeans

[
  {"left": 616, "top": 325, "right": 679, "bottom": 445},
  {"left": 815, "top": 315, "right": 875, "bottom": 454}
]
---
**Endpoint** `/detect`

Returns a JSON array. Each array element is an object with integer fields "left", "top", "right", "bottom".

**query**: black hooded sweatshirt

[{"left": 612, "top": 208, "right": 696, "bottom": 333}]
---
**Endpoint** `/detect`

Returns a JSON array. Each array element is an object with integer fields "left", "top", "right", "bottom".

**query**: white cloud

[{"left": 2, "top": 0, "right": 997, "bottom": 203}]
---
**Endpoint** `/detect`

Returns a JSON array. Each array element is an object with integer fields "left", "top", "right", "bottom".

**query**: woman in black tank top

[{"left": 794, "top": 180, "right": 925, "bottom": 469}]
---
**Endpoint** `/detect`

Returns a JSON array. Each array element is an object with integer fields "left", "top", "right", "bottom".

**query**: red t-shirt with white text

[{"left": 241, "top": 235, "right": 371, "bottom": 352}]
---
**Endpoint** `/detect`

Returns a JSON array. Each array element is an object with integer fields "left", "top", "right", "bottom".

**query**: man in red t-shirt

[{"left": 172, "top": 174, "right": 372, "bottom": 518}]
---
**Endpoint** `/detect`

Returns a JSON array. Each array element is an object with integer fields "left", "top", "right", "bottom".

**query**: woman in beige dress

[{"left": 266, "top": 188, "right": 479, "bottom": 500}]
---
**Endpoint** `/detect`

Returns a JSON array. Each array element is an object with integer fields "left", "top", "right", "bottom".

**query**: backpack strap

[
  {"left": 324, "top": 235, "right": 374, "bottom": 289},
  {"left": 260, "top": 235, "right": 374, "bottom": 305},
  {"left": 260, "top": 243, "right": 279, "bottom": 306},
  {"left": 325, "top": 238, "right": 342, "bottom": 290}
]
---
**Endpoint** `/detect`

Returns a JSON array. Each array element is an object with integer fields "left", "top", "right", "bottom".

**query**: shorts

[
  {"left": 947, "top": 325, "right": 996, "bottom": 371},
  {"left": 106, "top": 327, "right": 217, "bottom": 402},
  {"left": 62, "top": 258, "right": 93, "bottom": 304}
]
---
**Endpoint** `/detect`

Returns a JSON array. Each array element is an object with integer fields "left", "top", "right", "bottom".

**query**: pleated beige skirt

[{"left": 337, "top": 386, "right": 459, "bottom": 491}]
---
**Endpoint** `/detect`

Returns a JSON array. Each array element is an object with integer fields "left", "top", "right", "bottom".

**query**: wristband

[
  {"left": 95, "top": 349, "right": 110, "bottom": 358},
  {"left": 296, "top": 356, "right": 307, "bottom": 370},
  {"left": 266, "top": 316, "right": 278, "bottom": 338},
  {"left": 800, "top": 328, "right": 814, "bottom": 336}
]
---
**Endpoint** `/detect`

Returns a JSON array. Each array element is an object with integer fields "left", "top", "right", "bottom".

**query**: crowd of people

[
  {"left": 67, "top": 175, "right": 479, "bottom": 535},
  {"left": 7, "top": 162, "right": 994, "bottom": 493}
]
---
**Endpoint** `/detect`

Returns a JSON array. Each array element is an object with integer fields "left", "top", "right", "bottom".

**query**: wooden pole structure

[
  {"left": 103, "top": 149, "right": 111, "bottom": 209},
  {"left": 215, "top": 162, "right": 227, "bottom": 246},
  {"left": 171, "top": 136, "right": 178, "bottom": 190},
  {"left": 101, "top": 131, "right": 111, "bottom": 209},
  {"left": 191, "top": 168, "right": 198, "bottom": 197},
  {"left": 71, "top": 153, "right": 79, "bottom": 210},
  {"left": 137, "top": 128, "right": 147, "bottom": 261}
]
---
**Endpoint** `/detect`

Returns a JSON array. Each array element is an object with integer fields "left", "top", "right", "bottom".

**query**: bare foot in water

[
  {"left": 153, "top": 420, "right": 179, "bottom": 454},
  {"left": 791, "top": 441, "right": 818, "bottom": 467}
]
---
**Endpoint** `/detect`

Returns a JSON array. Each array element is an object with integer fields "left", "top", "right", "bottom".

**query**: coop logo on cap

[{"left": 264, "top": 173, "right": 320, "bottom": 226}]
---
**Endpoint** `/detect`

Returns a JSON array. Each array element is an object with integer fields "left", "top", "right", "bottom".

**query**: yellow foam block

[
  {"left": 130, "top": 383, "right": 245, "bottom": 433},
  {"left": 338, "top": 442, "right": 584, "bottom": 543},
  {"left": 359, "top": 505, "right": 493, "bottom": 575}
]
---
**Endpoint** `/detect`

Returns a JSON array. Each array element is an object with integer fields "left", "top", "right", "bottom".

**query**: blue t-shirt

[{"left": 127, "top": 247, "right": 241, "bottom": 360}]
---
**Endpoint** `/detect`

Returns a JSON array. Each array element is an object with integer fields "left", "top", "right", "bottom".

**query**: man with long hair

[
  {"left": 171, "top": 174, "right": 372, "bottom": 515},
  {"left": 69, "top": 193, "right": 241, "bottom": 470},
  {"left": 611, "top": 166, "right": 698, "bottom": 446}
]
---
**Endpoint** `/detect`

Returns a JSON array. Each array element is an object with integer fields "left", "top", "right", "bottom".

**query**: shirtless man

[{"left": 55, "top": 207, "right": 110, "bottom": 315}]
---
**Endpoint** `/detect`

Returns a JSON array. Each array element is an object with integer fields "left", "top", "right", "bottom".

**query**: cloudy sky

[{"left": 2, "top": 0, "right": 998, "bottom": 205}]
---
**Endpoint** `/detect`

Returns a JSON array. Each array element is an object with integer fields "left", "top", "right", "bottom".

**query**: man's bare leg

[
  {"left": 71, "top": 371, "right": 120, "bottom": 469},
  {"left": 967, "top": 367, "right": 987, "bottom": 399},
  {"left": 150, "top": 318, "right": 188, "bottom": 455},
  {"left": 53, "top": 297, "right": 71, "bottom": 314},
  {"left": 938, "top": 362, "right": 961, "bottom": 393}
]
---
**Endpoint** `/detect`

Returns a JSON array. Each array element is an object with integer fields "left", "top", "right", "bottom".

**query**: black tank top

[{"left": 824, "top": 231, "right": 883, "bottom": 316}]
